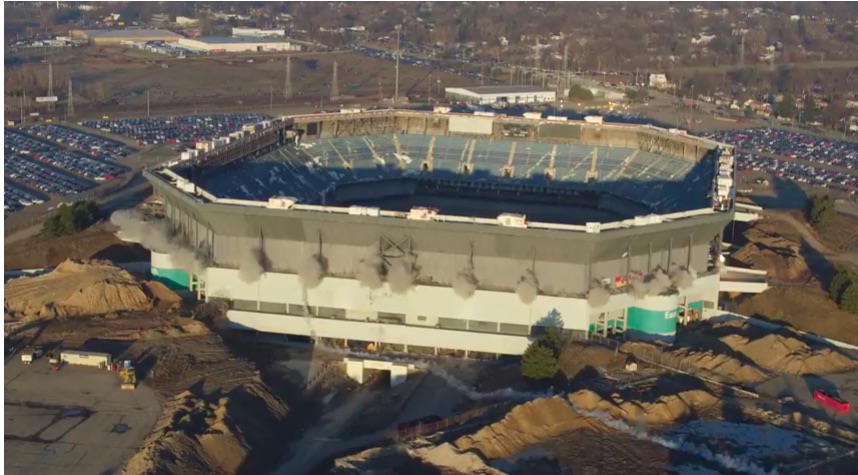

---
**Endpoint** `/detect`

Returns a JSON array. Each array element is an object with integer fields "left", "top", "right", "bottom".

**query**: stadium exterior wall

[
  {"left": 150, "top": 251, "right": 191, "bottom": 290},
  {"left": 156, "top": 184, "right": 727, "bottom": 297},
  {"left": 203, "top": 268, "right": 719, "bottom": 355}
]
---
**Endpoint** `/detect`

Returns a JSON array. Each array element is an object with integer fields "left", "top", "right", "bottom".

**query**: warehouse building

[
  {"left": 177, "top": 36, "right": 301, "bottom": 53},
  {"left": 445, "top": 85, "right": 557, "bottom": 106},
  {"left": 232, "top": 27, "right": 286, "bottom": 38},
  {"left": 70, "top": 28, "right": 182, "bottom": 44}
]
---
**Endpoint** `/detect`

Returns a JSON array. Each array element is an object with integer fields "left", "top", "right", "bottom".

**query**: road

[
  {"left": 4, "top": 355, "right": 160, "bottom": 475},
  {"left": 762, "top": 210, "right": 858, "bottom": 273}
]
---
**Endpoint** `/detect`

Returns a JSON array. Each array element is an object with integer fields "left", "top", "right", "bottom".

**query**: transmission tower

[
  {"left": 66, "top": 79, "right": 74, "bottom": 117},
  {"left": 47, "top": 63, "right": 54, "bottom": 111},
  {"left": 330, "top": 61, "right": 339, "bottom": 102},
  {"left": 394, "top": 24, "right": 402, "bottom": 104},
  {"left": 284, "top": 55, "right": 293, "bottom": 99}
]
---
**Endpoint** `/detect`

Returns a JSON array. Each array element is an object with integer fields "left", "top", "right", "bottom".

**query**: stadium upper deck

[{"left": 195, "top": 134, "right": 715, "bottom": 217}]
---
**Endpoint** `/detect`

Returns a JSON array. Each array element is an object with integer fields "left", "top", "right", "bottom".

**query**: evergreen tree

[{"left": 521, "top": 344, "right": 558, "bottom": 380}]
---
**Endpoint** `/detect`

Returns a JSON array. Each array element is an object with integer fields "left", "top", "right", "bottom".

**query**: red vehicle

[{"left": 813, "top": 389, "right": 850, "bottom": 413}]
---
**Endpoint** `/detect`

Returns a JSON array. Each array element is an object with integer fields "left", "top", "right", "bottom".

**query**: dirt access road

[{"left": 763, "top": 210, "right": 858, "bottom": 274}]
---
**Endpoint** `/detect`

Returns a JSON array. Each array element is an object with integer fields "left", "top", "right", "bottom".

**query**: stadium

[{"left": 132, "top": 109, "right": 737, "bottom": 356}]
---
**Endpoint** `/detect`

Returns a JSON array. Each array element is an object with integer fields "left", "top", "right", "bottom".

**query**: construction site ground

[{"left": 4, "top": 353, "right": 161, "bottom": 475}]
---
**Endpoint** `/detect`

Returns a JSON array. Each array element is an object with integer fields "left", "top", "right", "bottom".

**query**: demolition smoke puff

[
  {"left": 452, "top": 267, "right": 479, "bottom": 299},
  {"left": 298, "top": 253, "right": 326, "bottom": 289},
  {"left": 587, "top": 285, "right": 611, "bottom": 308},
  {"left": 688, "top": 265, "right": 698, "bottom": 280},
  {"left": 648, "top": 268, "right": 672, "bottom": 296},
  {"left": 516, "top": 270, "right": 539, "bottom": 305},
  {"left": 356, "top": 248, "right": 386, "bottom": 289},
  {"left": 111, "top": 209, "right": 209, "bottom": 273},
  {"left": 238, "top": 247, "right": 267, "bottom": 284},
  {"left": 387, "top": 252, "right": 419, "bottom": 294},
  {"left": 669, "top": 265, "right": 695, "bottom": 290},
  {"left": 629, "top": 277, "right": 649, "bottom": 299}
]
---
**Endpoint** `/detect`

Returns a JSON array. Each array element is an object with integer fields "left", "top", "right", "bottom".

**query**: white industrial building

[
  {"left": 232, "top": 27, "right": 286, "bottom": 38},
  {"left": 177, "top": 36, "right": 301, "bottom": 53},
  {"left": 445, "top": 86, "right": 556, "bottom": 106}
]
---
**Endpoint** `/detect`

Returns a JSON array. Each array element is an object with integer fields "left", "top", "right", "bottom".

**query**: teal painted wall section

[
  {"left": 627, "top": 306, "right": 678, "bottom": 336},
  {"left": 687, "top": 301, "right": 704, "bottom": 311},
  {"left": 151, "top": 267, "right": 191, "bottom": 290}
]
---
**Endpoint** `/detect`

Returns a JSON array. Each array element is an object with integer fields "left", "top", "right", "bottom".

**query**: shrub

[
  {"left": 42, "top": 200, "right": 101, "bottom": 237},
  {"left": 520, "top": 327, "right": 563, "bottom": 380},
  {"left": 568, "top": 84, "right": 595, "bottom": 101},
  {"left": 805, "top": 194, "right": 836, "bottom": 230}
]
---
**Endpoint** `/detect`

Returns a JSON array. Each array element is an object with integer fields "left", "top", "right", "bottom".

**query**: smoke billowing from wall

[
  {"left": 668, "top": 264, "right": 696, "bottom": 290},
  {"left": 516, "top": 269, "right": 539, "bottom": 305},
  {"left": 587, "top": 284, "right": 611, "bottom": 308},
  {"left": 387, "top": 252, "right": 419, "bottom": 294},
  {"left": 238, "top": 247, "right": 267, "bottom": 284},
  {"left": 629, "top": 276, "right": 649, "bottom": 299},
  {"left": 356, "top": 247, "right": 386, "bottom": 289},
  {"left": 452, "top": 266, "right": 479, "bottom": 299},
  {"left": 110, "top": 209, "right": 208, "bottom": 274},
  {"left": 298, "top": 253, "right": 327, "bottom": 289},
  {"left": 648, "top": 267, "right": 672, "bottom": 296}
]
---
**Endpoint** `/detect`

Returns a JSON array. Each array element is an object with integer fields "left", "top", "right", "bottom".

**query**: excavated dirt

[
  {"left": 731, "top": 220, "right": 811, "bottom": 283},
  {"left": 123, "top": 329, "right": 290, "bottom": 475},
  {"left": 4, "top": 259, "right": 167, "bottom": 319},
  {"left": 567, "top": 388, "right": 719, "bottom": 426},
  {"left": 710, "top": 320, "right": 857, "bottom": 376},
  {"left": 620, "top": 340, "right": 769, "bottom": 384},
  {"left": 454, "top": 397, "right": 607, "bottom": 459}
]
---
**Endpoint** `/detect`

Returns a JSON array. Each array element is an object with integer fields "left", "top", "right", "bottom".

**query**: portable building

[{"left": 60, "top": 350, "right": 112, "bottom": 368}]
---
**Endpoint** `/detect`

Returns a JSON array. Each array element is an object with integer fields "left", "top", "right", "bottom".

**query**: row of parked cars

[
  {"left": 4, "top": 180, "right": 45, "bottom": 214},
  {"left": 80, "top": 113, "right": 267, "bottom": 145},
  {"left": 23, "top": 124, "right": 135, "bottom": 161},
  {"left": 735, "top": 151, "right": 858, "bottom": 198},
  {"left": 5, "top": 129, "right": 127, "bottom": 183},
  {"left": 704, "top": 128, "right": 858, "bottom": 170},
  {"left": 5, "top": 153, "right": 93, "bottom": 198}
]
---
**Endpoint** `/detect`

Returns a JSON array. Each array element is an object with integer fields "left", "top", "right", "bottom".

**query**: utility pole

[
  {"left": 509, "top": 66, "right": 515, "bottom": 85},
  {"left": 738, "top": 34, "right": 745, "bottom": 66},
  {"left": 427, "top": 73, "right": 432, "bottom": 103},
  {"left": 20, "top": 94, "right": 24, "bottom": 123},
  {"left": 394, "top": 24, "right": 402, "bottom": 104},
  {"left": 67, "top": 79, "right": 74, "bottom": 118},
  {"left": 284, "top": 55, "right": 293, "bottom": 99},
  {"left": 331, "top": 61, "right": 339, "bottom": 102},
  {"left": 47, "top": 63, "right": 54, "bottom": 112},
  {"left": 378, "top": 79, "right": 383, "bottom": 102},
  {"left": 146, "top": 90, "right": 150, "bottom": 117},
  {"left": 269, "top": 85, "right": 274, "bottom": 111}
]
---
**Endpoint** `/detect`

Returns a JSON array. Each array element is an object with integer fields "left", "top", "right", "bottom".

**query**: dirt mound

[
  {"left": 4, "top": 259, "right": 156, "bottom": 319},
  {"left": 144, "top": 280, "right": 182, "bottom": 310},
  {"left": 620, "top": 341, "right": 769, "bottom": 384},
  {"left": 123, "top": 382, "right": 289, "bottom": 475},
  {"left": 567, "top": 388, "right": 718, "bottom": 426},
  {"left": 455, "top": 397, "right": 605, "bottom": 459},
  {"left": 713, "top": 320, "right": 857, "bottom": 375},
  {"left": 558, "top": 342, "right": 625, "bottom": 383},
  {"left": 732, "top": 220, "right": 810, "bottom": 282},
  {"left": 410, "top": 443, "right": 507, "bottom": 475}
]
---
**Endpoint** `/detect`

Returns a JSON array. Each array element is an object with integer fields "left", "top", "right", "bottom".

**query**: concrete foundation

[{"left": 344, "top": 357, "right": 416, "bottom": 387}]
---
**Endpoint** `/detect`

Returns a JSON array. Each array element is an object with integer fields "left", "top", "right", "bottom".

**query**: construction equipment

[{"left": 118, "top": 360, "right": 136, "bottom": 390}]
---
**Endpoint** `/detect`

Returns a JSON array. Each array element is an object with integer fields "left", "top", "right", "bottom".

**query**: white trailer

[{"left": 60, "top": 350, "right": 112, "bottom": 368}]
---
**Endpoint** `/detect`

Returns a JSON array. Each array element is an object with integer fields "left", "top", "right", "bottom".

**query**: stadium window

[
  {"left": 468, "top": 320, "right": 499, "bottom": 333},
  {"left": 287, "top": 304, "right": 309, "bottom": 316},
  {"left": 377, "top": 312, "right": 405, "bottom": 324},
  {"left": 259, "top": 301, "right": 288, "bottom": 314},
  {"left": 232, "top": 299, "right": 258, "bottom": 311},
  {"left": 317, "top": 306, "right": 345, "bottom": 319},
  {"left": 499, "top": 323, "right": 529, "bottom": 336},
  {"left": 417, "top": 316, "right": 427, "bottom": 321},
  {"left": 438, "top": 317, "right": 467, "bottom": 330}
]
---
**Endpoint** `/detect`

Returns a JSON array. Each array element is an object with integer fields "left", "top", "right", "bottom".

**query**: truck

[
  {"left": 20, "top": 345, "right": 42, "bottom": 364},
  {"left": 813, "top": 389, "right": 850, "bottom": 413}
]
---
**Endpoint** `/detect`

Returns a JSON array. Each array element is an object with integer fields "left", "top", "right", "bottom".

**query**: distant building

[
  {"left": 177, "top": 36, "right": 301, "bottom": 53},
  {"left": 232, "top": 27, "right": 286, "bottom": 38},
  {"left": 444, "top": 86, "right": 556, "bottom": 105},
  {"left": 647, "top": 73, "right": 669, "bottom": 89},
  {"left": 70, "top": 28, "right": 183, "bottom": 44},
  {"left": 175, "top": 16, "right": 199, "bottom": 26}
]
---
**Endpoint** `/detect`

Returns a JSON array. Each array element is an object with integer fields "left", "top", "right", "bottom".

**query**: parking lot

[
  {"left": 24, "top": 124, "right": 136, "bottom": 161},
  {"left": 4, "top": 356, "right": 160, "bottom": 475},
  {"left": 4, "top": 179, "right": 46, "bottom": 214},
  {"left": 4, "top": 129, "right": 130, "bottom": 208},
  {"left": 81, "top": 112, "right": 266, "bottom": 145},
  {"left": 703, "top": 128, "right": 858, "bottom": 169}
]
